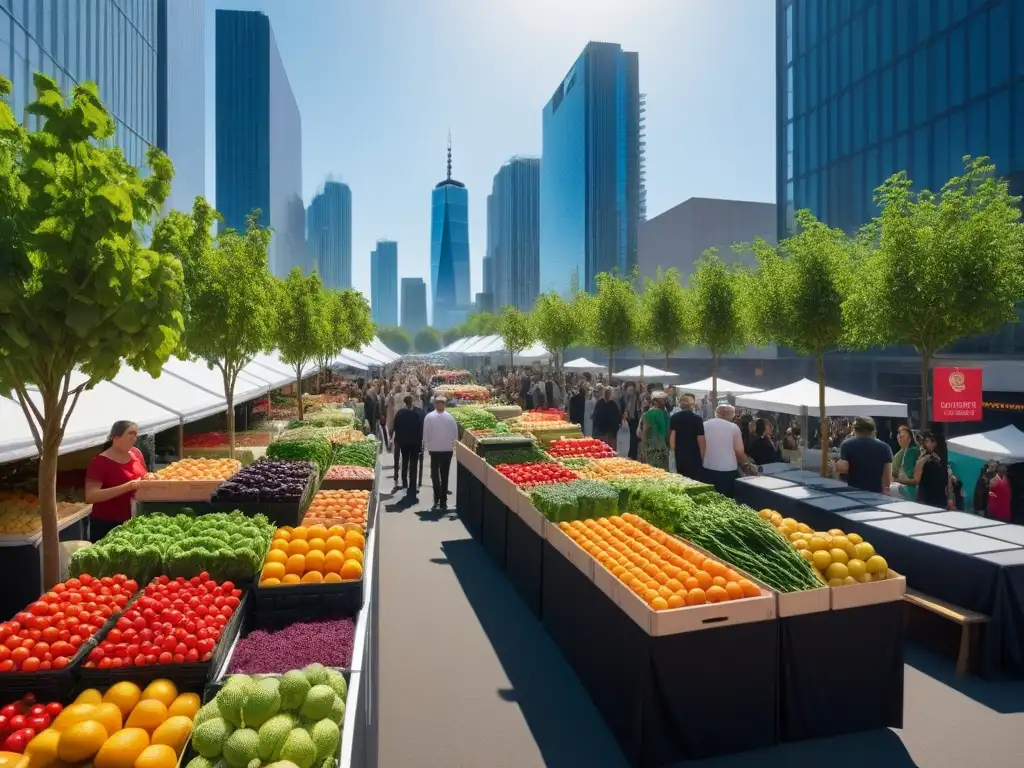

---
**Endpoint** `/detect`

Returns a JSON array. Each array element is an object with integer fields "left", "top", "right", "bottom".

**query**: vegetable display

[
  {"left": 446, "top": 407, "right": 498, "bottom": 432},
  {"left": 183, "top": 432, "right": 271, "bottom": 448},
  {"left": 86, "top": 573, "right": 242, "bottom": 669},
  {"left": 303, "top": 491, "right": 370, "bottom": 528},
  {"left": 482, "top": 446, "right": 551, "bottom": 467},
  {"left": 226, "top": 617, "right": 355, "bottom": 674},
  {"left": 572, "top": 458, "right": 668, "bottom": 480},
  {"left": 564, "top": 514, "right": 763, "bottom": 610},
  {"left": 69, "top": 513, "right": 275, "bottom": 585},
  {"left": 145, "top": 459, "right": 241, "bottom": 481},
  {"left": 260, "top": 524, "right": 366, "bottom": 585},
  {"left": 495, "top": 462, "right": 579, "bottom": 488},
  {"left": 0, "top": 574, "right": 137, "bottom": 672},
  {"left": 288, "top": 413, "right": 357, "bottom": 429},
  {"left": 528, "top": 480, "right": 619, "bottom": 522},
  {"left": 0, "top": 694, "right": 63, "bottom": 754},
  {"left": 187, "top": 664, "right": 346, "bottom": 768},
  {"left": 434, "top": 384, "right": 489, "bottom": 402},
  {"left": 0, "top": 492, "right": 88, "bottom": 535},
  {"left": 322, "top": 466, "right": 374, "bottom": 482},
  {"left": 266, "top": 437, "right": 333, "bottom": 478},
  {"left": 545, "top": 438, "right": 616, "bottom": 459},
  {"left": 211, "top": 460, "right": 316, "bottom": 504},
  {"left": 331, "top": 441, "right": 377, "bottom": 469}
]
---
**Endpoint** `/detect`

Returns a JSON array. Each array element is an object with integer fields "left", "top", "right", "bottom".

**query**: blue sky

[{"left": 204, "top": 0, "right": 776, "bottom": 299}]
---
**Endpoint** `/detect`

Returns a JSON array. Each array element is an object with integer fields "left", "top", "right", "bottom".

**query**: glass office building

[
  {"left": 430, "top": 140, "right": 471, "bottom": 328},
  {"left": 216, "top": 10, "right": 304, "bottom": 278},
  {"left": 307, "top": 181, "right": 352, "bottom": 290},
  {"left": 0, "top": 0, "right": 158, "bottom": 172},
  {"left": 779, "top": 0, "right": 1024, "bottom": 361},
  {"left": 489, "top": 156, "right": 541, "bottom": 311},
  {"left": 400, "top": 277, "right": 428, "bottom": 337},
  {"left": 540, "top": 41, "right": 641, "bottom": 295},
  {"left": 371, "top": 240, "right": 399, "bottom": 327}
]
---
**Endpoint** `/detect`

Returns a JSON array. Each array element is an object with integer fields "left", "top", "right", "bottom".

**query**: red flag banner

[{"left": 932, "top": 367, "right": 983, "bottom": 422}]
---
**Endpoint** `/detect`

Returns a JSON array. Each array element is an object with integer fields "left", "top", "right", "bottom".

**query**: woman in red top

[
  {"left": 85, "top": 421, "right": 148, "bottom": 542},
  {"left": 988, "top": 465, "right": 1012, "bottom": 522}
]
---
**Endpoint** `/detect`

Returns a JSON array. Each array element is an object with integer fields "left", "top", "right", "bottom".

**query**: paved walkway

[{"left": 377, "top": 452, "right": 1024, "bottom": 768}]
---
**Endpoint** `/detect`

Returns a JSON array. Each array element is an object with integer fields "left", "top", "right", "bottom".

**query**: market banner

[{"left": 932, "top": 367, "right": 982, "bottom": 422}]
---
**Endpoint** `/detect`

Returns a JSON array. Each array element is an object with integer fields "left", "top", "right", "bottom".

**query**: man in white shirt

[
  {"left": 422, "top": 395, "right": 459, "bottom": 511},
  {"left": 701, "top": 404, "right": 748, "bottom": 498}
]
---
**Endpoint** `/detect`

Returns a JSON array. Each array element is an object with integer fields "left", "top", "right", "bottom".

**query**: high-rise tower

[{"left": 430, "top": 133, "right": 471, "bottom": 328}]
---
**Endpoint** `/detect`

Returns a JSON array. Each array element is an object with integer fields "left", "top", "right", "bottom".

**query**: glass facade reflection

[
  {"left": 215, "top": 10, "right": 304, "bottom": 278},
  {"left": 0, "top": 0, "right": 158, "bottom": 172},
  {"left": 371, "top": 241, "right": 398, "bottom": 327},
  {"left": 489, "top": 156, "right": 540, "bottom": 311},
  {"left": 540, "top": 42, "right": 641, "bottom": 295},
  {"left": 430, "top": 143, "right": 471, "bottom": 329},
  {"left": 400, "top": 277, "right": 427, "bottom": 337},
  {"left": 307, "top": 181, "right": 352, "bottom": 290}
]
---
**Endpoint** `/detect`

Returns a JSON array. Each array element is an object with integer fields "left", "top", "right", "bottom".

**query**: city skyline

[
  {"left": 430, "top": 136, "right": 472, "bottom": 328},
  {"left": 370, "top": 240, "right": 399, "bottom": 327},
  {"left": 400, "top": 277, "right": 428, "bottom": 337},
  {"left": 307, "top": 180, "right": 353, "bottom": 290},
  {"left": 489, "top": 156, "right": 541, "bottom": 311}
]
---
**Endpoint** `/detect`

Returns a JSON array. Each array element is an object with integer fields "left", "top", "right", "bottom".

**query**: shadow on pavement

[
  {"left": 682, "top": 729, "right": 917, "bottom": 768},
  {"left": 442, "top": 537, "right": 629, "bottom": 768},
  {"left": 905, "top": 643, "right": 1024, "bottom": 714}
]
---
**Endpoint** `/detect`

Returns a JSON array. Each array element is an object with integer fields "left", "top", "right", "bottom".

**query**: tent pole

[{"left": 800, "top": 405, "right": 810, "bottom": 471}]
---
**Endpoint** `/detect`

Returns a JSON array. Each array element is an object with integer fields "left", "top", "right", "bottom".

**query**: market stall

[
  {"left": 563, "top": 357, "right": 606, "bottom": 373},
  {"left": 674, "top": 376, "right": 763, "bottom": 396},
  {"left": 613, "top": 364, "right": 675, "bottom": 379}
]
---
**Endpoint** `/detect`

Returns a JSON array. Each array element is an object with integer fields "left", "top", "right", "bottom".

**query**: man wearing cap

[
  {"left": 423, "top": 394, "right": 458, "bottom": 511},
  {"left": 836, "top": 416, "right": 893, "bottom": 494}
]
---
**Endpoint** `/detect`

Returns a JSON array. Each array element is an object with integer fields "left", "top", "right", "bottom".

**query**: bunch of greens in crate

[
  {"left": 267, "top": 434, "right": 334, "bottom": 477},
  {"left": 69, "top": 512, "right": 275, "bottom": 584},
  {"left": 483, "top": 445, "right": 551, "bottom": 466},
  {"left": 448, "top": 406, "right": 498, "bottom": 431},
  {"left": 332, "top": 439, "right": 377, "bottom": 468},
  {"left": 287, "top": 412, "right": 356, "bottom": 429},
  {"left": 529, "top": 480, "right": 619, "bottom": 522},
  {"left": 555, "top": 457, "right": 593, "bottom": 469}
]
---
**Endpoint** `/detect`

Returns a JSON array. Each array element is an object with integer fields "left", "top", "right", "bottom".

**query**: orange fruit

[
  {"left": 325, "top": 535, "right": 346, "bottom": 552},
  {"left": 339, "top": 560, "right": 362, "bottom": 580},
  {"left": 167, "top": 693, "right": 200, "bottom": 720},
  {"left": 90, "top": 703, "right": 124, "bottom": 736},
  {"left": 285, "top": 554, "right": 306, "bottom": 575},
  {"left": 102, "top": 682, "right": 142, "bottom": 718},
  {"left": 651, "top": 597, "right": 669, "bottom": 611},
  {"left": 270, "top": 539, "right": 289, "bottom": 553},
  {"left": 694, "top": 571, "right": 713, "bottom": 590},
  {"left": 52, "top": 704, "right": 99, "bottom": 732},
  {"left": 344, "top": 530, "right": 366, "bottom": 548},
  {"left": 666, "top": 594, "right": 685, "bottom": 609},
  {"left": 261, "top": 578, "right": 282, "bottom": 587},
  {"left": 287, "top": 539, "right": 310, "bottom": 556},
  {"left": 150, "top": 715, "right": 193, "bottom": 753},
  {"left": 282, "top": 574, "right": 301, "bottom": 584},
  {"left": 343, "top": 547, "right": 363, "bottom": 564},
  {"left": 327, "top": 525, "right": 345, "bottom": 537},
  {"left": 642, "top": 589, "right": 659, "bottom": 604},
  {"left": 262, "top": 562, "right": 286, "bottom": 581},
  {"left": 301, "top": 571, "right": 324, "bottom": 583},
  {"left": 265, "top": 549, "right": 288, "bottom": 565},
  {"left": 275, "top": 527, "right": 292, "bottom": 541},
  {"left": 706, "top": 585, "right": 728, "bottom": 603},
  {"left": 324, "top": 550, "right": 345, "bottom": 573},
  {"left": 738, "top": 579, "right": 760, "bottom": 597},
  {"left": 76, "top": 689, "right": 103, "bottom": 705},
  {"left": 125, "top": 699, "right": 168, "bottom": 733},
  {"left": 94, "top": 727, "right": 150, "bottom": 768},
  {"left": 289, "top": 526, "right": 308, "bottom": 540},
  {"left": 712, "top": 575, "right": 728, "bottom": 588},
  {"left": 304, "top": 550, "right": 326, "bottom": 572},
  {"left": 134, "top": 744, "right": 177, "bottom": 768},
  {"left": 324, "top": 572, "right": 342, "bottom": 583},
  {"left": 307, "top": 537, "right": 327, "bottom": 553},
  {"left": 725, "top": 582, "right": 743, "bottom": 601},
  {"left": 57, "top": 720, "right": 109, "bottom": 763},
  {"left": 685, "top": 588, "right": 707, "bottom": 605}
]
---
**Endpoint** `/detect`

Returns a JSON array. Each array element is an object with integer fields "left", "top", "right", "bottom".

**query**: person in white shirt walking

[
  {"left": 423, "top": 395, "right": 459, "bottom": 511},
  {"left": 701, "top": 404, "right": 748, "bottom": 498}
]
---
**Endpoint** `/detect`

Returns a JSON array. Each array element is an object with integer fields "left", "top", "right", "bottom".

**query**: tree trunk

[
  {"left": 711, "top": 354, "right": 719, "bottom": 407},
  {"left": 38, "top": 414, "right": 62, "bottom": 590},
  {"left": 226, "top": 379, "right": 236, "bottom": 460},
  {"left": 817, "top": 353, "right": 828, "bottom": 477},
  {"left": 608, "top": 349, "right": 615, "bottom": 379},
  {"left": 665, "top": 352, "right": 670, "bottom": 374},
  {"left": 920, "top": 352, "right": 932, "bottom": 429},
  {"left": 296, "top": 365, "right": 305, "bottom": 421}
]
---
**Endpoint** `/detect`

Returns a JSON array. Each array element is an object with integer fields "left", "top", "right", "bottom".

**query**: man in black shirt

[
  {"left": 592, "top": 386, "right": 622, "bottom": 449},
  {"left": 392, "top": 395, "right": 424, "bottom": 499},
  {"left": 836, "top": 416, "right": 893, "bottom": 494},
  {"left": 669, "top": 393, "right": 705, "bottom": 480},
  {"left": 363, "top": 386, "right": 379, "bottom": 437},
  {"left": 568, "top": 383, "right": 586, "bottom": 428}
]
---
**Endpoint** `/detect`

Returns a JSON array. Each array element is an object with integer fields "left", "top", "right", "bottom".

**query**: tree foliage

[
  {"left": 749, "top": 210, "right": 857, "bottom": 474},
  {"left": 377, "top": 326, "right": 411, "bottom": 356},
  {"left": 274, "top": 269, "right": 328, "bottom": 420},
  {"left": 152, "top": 201, "right": 275, "bottom": 457},
  {"left": 458, "top": 311, "right": 501, "bottom": 337},
  {"left": 689, "top": 249, "right": 748, "bottom": 403},
  {"left": 0, "top": 74, "right": 183, "bottom": 586},
  {"left": 532, "top": 292, "right": 582, "bottom": 370},
  {"left": 848, "top": 156, "right": 1024, "bottom": 426},
  {"left": 642, "top": 268, "right": 691, "bottom": 368},
  {"left": 499, "top": 306, "right": 534, "bottom": 367},
  {"left": 590, "top": 272, "right": 638, "bottom": 375},
  {"left": 413, "top": 327, "right": 442, "bottom": 354}
]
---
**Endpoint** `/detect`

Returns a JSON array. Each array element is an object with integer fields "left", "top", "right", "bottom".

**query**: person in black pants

[
  {"left": 392, "top": 395, "right": 423, "bottom": 499},
  {"left": 423, "top": 395, "right": 459, "bottom": 510}
]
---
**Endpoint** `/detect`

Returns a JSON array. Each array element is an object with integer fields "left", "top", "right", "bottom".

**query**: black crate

[
  {"left": 206, "top": 473, "right": 317, "bottom": 529},
  {"left": 135, "top": 501, "right": 210, "bottom": 516},
  {"left": 319, "top": 476, "right": 374, "bottom": 491},
  {"left": 474, "top": 437, "right": 535, "bottom": 457},
  {"left": 76, "top": 592, "right": 247, "bottom": 696},
  {"left": 251, "top": 578, "right": 364, "bottom": 624}
]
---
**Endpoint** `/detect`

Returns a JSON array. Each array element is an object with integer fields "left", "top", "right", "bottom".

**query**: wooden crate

[{"left": 135, "top": 479, "right": 223, "bottom": 502}]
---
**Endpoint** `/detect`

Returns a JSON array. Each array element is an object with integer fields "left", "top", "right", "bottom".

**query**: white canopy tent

[
  {"left": 563, "top": 357, "right": 606, "bottom": 372},
  {"left": 353, "top": 344, "right": 391, "bottom": 366},
  {"left": 513, "top": 343, "right": 552, "bottom": 364},
  {"left": 463, "top": 335, "right": 505, "bottom": 356},
  {"left": 613, "top": 364, "right": 675, "bottom": 379},
  {"left": 947, "top": 425, "right": 1024, "bottom": 463},
  {"left": 161, "top": 357, "right": 274, "bottom": 403},
  {"left": 439, "top": 335, "right": 481, "bottom": 354},
  {"left": 331, "top": 351, "right": 371, "bottom": 372},
  {"left": 366, "top": 337, "right": 401, "bottom": 363},
  {"left": 247, "top": 352, "right": 302, "bottom": 389},
  {"left": 734, "top": 378, "right": 907, "bottom": 418},
  {"left": 675, "top": 377, "right": 763, "bottom": 396}
]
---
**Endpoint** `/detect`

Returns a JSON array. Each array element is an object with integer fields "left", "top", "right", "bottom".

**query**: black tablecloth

[
  {"left": 456, "top": 465, "right": 484, "bottom": 540},
  {"left": 481, "top": 491, "right": 509, "bottom": 569},
  {"left": 735, "top": 481, "right": 1024, "bottom": 676},
  {"left": 505, "top": 508, "right": 544, "bottom": 617}
]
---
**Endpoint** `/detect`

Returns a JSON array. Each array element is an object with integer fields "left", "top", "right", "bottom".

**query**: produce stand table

[{"left": 735, "top": 474, "right": 1024, "bottom": 677}]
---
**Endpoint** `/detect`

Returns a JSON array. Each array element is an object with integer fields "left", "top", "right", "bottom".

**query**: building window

[
  {"left": 896, "top": 59, "right": 909, "bottom": 133},
  {"left": 786, "top": 2, "right": 793, "bottom": 64},
  {"left": 988, "top": 88, "right": 1009, "bottom": 174},
  {"left": 949, "top": 25, "right": 965, "bottom": 107},
  {"left": 913, "top": 127, "right": 930, "bottom": 190},
  {"left": 989, "top": 3, "right": 1009, "bottom": 88},
  {"left": 866, "top": 3, "right": 877, "bottom": 72},
  {"left": 787, "top": 121, "right": 794, "bottom": 180},
  {"left": 787, "top": 65, "right": 794, "bottom": 120},
  {"left": 948, "top": 109, "right": 966, "bottom": 176},
  {"left": 968, "top": 12, "right": 987, "bottom": 99},
  {"left": 913, "top": 49, "right": 927, "bottom": 127},
  {"left": 932, "top": 117, "right": 949, "bottom": 187}
]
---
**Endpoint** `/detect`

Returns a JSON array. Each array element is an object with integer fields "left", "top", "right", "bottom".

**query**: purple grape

[{"left": 226, "top": 616, "right": 356, "bottom": 673}]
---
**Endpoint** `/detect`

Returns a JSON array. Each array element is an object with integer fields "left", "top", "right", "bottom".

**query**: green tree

[
  {"left": 414, "top": 327, "right": 442, "bottom": 353},
  {"left": 339, "top": 288, "right": 375, "bottom": 353},
  {"left": 591, "top": 272, "right": 638, "bottom": 376},
  {"left": 749, "top": 211, "right": 857, "bottom": 475},
  {"left": 499, "top": 307, "right": 534, "bottom": 368},
  {"left": 377, "top": 326, "right": 411, "bottom": 355},
  {"left": 642, "top": 268, "right": 691, "bottom": 370},
  {"left": 690, "top": 249, "right": 748, "bottom": 404},
  {"left": 532, "top": 292, "right": 582, "bottom": 371},
  {"left": 153, "top": 201, "right": 276, "bottom": 458},
  {"left": 313, "top": 291, "right": 347, "bottom": 389},
  {"left": 460, "top": 311, "right": 501, "bottom": 337},
  {"left": 848, "top": 157, "right": 1024, "bottom": 427},
  {"left": 275, "top": 269, "right": 328, "bottom": 421},
  {"left": 0, "top": 75, "right": 183, "bottom": 587}
]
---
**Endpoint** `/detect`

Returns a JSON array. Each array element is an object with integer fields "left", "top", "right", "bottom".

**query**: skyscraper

[
  {"left": 540, "top": 42, "right": 642, "bottom": 296},
  {"left": 158, "top": 0, "right": 205, "bottom": 213},
  {"left": 307, "top": 181, "right": 352, "bottom": 290},
  {"left": 489, "top": 156, "right": 541, "bottom": 310},
  {"left": 779, "top": 0, "right": 1024, "bottom": 363},
  {"left": 215, "top": 10, "right": 304, "bottom": 278},
  {"left": 370, "top": 240, "right": 399, "bottom": 327},
  {"left": 430, "top": 135, "right": 471, "bottom": 328},
  {"left": 0, "top": 1, "right": 158, "bottom": 172},
  {"left": 401, "top": 278, "right": 428, "bottom": 337}
]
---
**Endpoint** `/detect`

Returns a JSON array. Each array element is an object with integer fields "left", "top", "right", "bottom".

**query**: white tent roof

[
  {"left": 331, "top": 352, "right": 371, "bottom": 371},
  {"left": 106, "top": 365, "right": 226, "bottom": 425},
  {"left": 367, "top": 337, "right": 401, "bottom": 363},
  {"left": 675, "top": 377, "right": 763, "bottom": 396},
  {"left": 947, "top": 425, "right": 1024, "bottom": 463},
  {"left": 735, "top": 378, "right": 907, "bottom": 418},
  {"left": 440, "top": 335, "right": 480, "bottom": 354},
  {"left": 247, "top": 352, "right": 301, "bottom": 387},
  {"left": 514, "top": 343, "right": 551, "bottom": 363},
  {"left": 463, "top": 335, "right": 505, "bottom": 356},
  {"left": 563, "top": 357, "right": 606, "bottom": 372},
  {"left": 161, "top": 357, "right": 273, "bottom": 403},
  {"left": 614, "top": 364, "right": 675, "bottom": 379}
]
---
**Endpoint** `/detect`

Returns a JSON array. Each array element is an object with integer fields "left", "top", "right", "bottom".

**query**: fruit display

[
  {"left": 0, "top": 492, "right": 88, "bottom": 535},
  {"left": 85, "top": 574, "right": 243, "bottom": 670},
  {"left": 322, "top": 466, "right": 374, "bottom": 482},
  {"left": 528, "top": 480, "right": 619, "bottom": 522},
  {"left": 0, "top": 574, "right": 137, "bottom": 672},
  {"left": 144, "top": 459, "right": 241, "bottom": 482},
  {"left": 482, "top": 446, "right": 551, "bottom": 467},
  {"left": 19, "top": 678, "right": 198, "bottom": 768},
  {"left": 545, "top": 438, "right": 617, "bottom": 459},
  {"left": 446, "top": 407, "right": 498, "bottom": 432},
  {"left": 431, "top": 370, "right": 472, "bottom": 384},
  {"left": 322, "top": 429, "right": 366, "bottom": 446},
  {"left": 187, "top": 664, "right": 346, "bottom": 768},
  {"left": 259, "top": 525, "right": 366, "bottom": 586},
  {"left": 69, "top": 513, "right": 275, "bottom": 585},
  {"left": 562, "top": 514, "right": 763, "bottom": 610},
  {"left": 211, "top": 460, "right": 317, "bottom": 504},
  {"left": 434, "top": 384, "right": 489, "bottom": 402},
  {"left": 509, "top": 419, "right": 571, "bottom": 432},
  {"left": 330, "top": 441, "right": 377, "bottom": 469},
  {"left": 266, "top": 436, "right": 333, "bottom": 478},
  {"left": 523, "top": 408, "right": 565, "bottom": 420},
  {"left": 182, "top": 433, "right": 271, "bottom": 448},
  {"left": 572, "top": 458, "right": 667, "bottom": 480},
  {"left": 226, "top": 617, "right": 355, "bottom": 674},
  {"left": 289, "top": 413, "right": 357, "bottom": 429},
  {"left": 0, "top": 694, "right": 63, "bottom": 752},
  {"left": 495, "top": 462, "right": 579, "bottom": 488},
  {"left": 757, "top": 509, "right": 894, "bottom": 586},
  {"left": 302, "top": 491, "right": 369, "bottom": 528}
]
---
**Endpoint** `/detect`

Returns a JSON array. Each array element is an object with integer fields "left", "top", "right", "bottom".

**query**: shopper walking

[
  {"left": 592, "top": 386, "right": 622, "bottom": 449},
  {"left": 620, "top": 382, "right": 641, "bottom": 460},
  {"left": 638, "top": 392, "right": 670, "bottom": 470},
  {"left": 669, "top": 393, "right": 705, "bottom": 481},
  {"left": 568, "top": 382, "right": 587, "bottom": 428},
  {"left": 392, "top": 395, "right": 424, "bottom": 500},
  {"left": 423, "top": 395, "right": 458, "bottom": 511},
  {"left": 702, "top": 405, "right": 747, "bottom": 497}
]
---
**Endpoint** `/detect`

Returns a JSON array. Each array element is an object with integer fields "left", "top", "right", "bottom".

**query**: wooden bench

[{"left": 904, "top": 589, "right": 990, "bottom": 677}]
